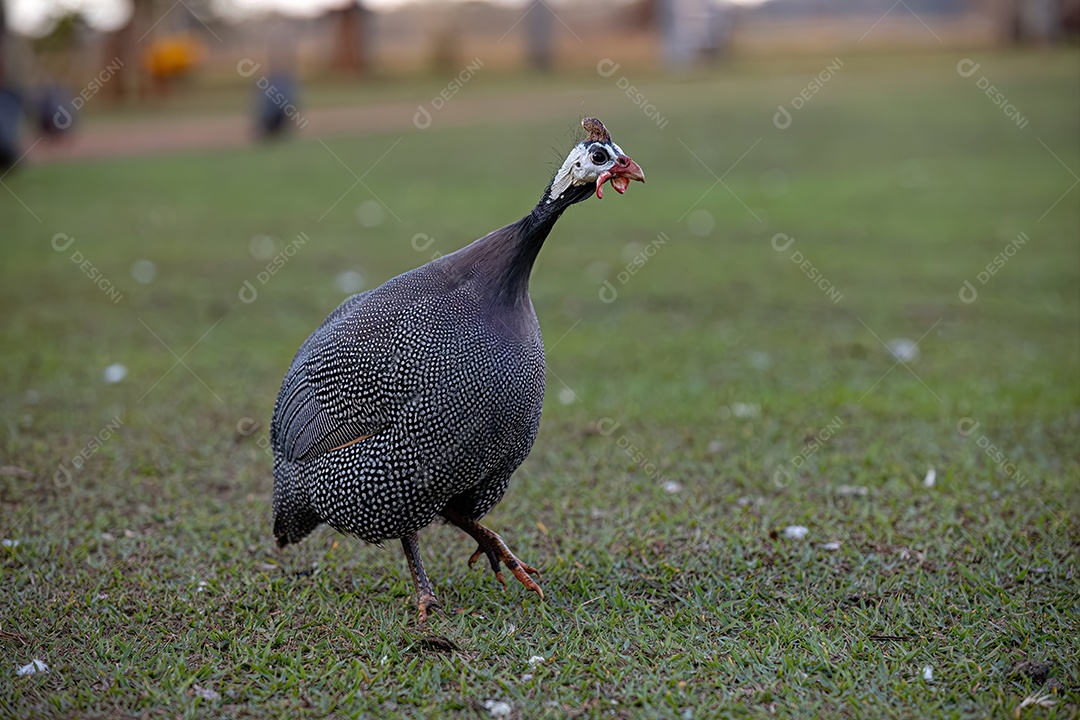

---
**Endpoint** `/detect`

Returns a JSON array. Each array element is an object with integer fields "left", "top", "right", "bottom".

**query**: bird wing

[{"left": 272, "top": 290, "right": 394, "bottom": 463}]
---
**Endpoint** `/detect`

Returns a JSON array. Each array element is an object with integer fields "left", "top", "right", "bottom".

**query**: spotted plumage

[{"left": 270, "top": 118, "right": 645, "bottom": 619}]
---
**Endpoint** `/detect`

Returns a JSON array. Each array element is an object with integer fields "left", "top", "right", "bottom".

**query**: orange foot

[
  {"left": 416, "top": 590, "right": 441, "bottom": 623},
  {"left": 442, "top": 508, "right": 544, "bottom": 599}
]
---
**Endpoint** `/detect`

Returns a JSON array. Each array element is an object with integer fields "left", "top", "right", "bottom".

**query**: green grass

[{"left": 1, "top": 50, "right": 1078, "bottom": 718}]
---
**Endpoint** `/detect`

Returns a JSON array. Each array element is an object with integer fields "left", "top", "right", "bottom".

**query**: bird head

[{"left": 546, "top": 117, "right": 645, "bottom": 204}]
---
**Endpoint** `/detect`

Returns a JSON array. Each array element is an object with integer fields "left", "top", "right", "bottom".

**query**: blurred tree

[
  {"left": 102, "top": 0, "right": 152, "bottom": 101},
  {"left": 101, "top": 0, "right": 217, "bottom": 100},
  {"left": 658, "top": 0, "right": 735, "bottom": 67},
  {"left": 31, "top": 10, "right": 87, "bottom": 81},
  {"left": 428, "top": 13, "right": 461, "bottom": 75},
  {"left": 1007, "top": 0, "right": 1062, "bottom": 43},
  {"left": 330, "top": 1, "right": 370, "bottom": 75},
  {"left": 1064, "top": 0, "right": 1080, "bottom": 35},
  {"left": 525, "top": 0, "right": 554, "bottom": 72},
  {"left": 0, "top": 0, "right": 7, "bottom": 84},
  {"left": 629, "top": 0, "right": 658, "bottom": 30},
  {"left": 980, "top": 0, "right": 1064, "bottom": 44}
]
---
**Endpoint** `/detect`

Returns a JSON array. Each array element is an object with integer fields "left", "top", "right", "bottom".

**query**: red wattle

[{"left": 595, "top": 171, "right": 613, "bottom": 199}]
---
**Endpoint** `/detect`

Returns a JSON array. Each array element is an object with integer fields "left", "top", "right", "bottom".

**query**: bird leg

[
  {"left": 441, "top": 508, "right": 543, "bottom": 600},
  {"left": 401, "top": 532, "right": 440, "bottom": 622}
]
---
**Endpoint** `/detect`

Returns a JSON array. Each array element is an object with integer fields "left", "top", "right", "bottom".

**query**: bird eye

[{"left": 591, "top": 150, "right": 609, "bottom": 164}]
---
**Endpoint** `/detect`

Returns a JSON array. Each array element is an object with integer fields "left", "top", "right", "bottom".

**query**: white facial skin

[{"left": 547, "top": 140, "right": 626, "bottom": 203}]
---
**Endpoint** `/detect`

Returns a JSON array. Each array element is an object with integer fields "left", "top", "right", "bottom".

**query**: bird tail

[{"left": 272, "top": 458, "right": 322, "bottom": 547}]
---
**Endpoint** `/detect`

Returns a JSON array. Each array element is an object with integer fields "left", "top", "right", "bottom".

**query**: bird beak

[{"left": 596, "top": 155, "right": 645, "bottom": 199}]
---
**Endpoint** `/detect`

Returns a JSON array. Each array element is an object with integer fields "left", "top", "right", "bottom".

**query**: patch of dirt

[{"left": 23, "top": 90, "right": 597, "bottom": 166}]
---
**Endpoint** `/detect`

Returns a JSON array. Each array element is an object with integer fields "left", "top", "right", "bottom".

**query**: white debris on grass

[
  {"left": 887, "top": 338, "right": 919, "bottom": 362},
  {"left": 355, "top": 200, "right": 385, "bottom": 228},
  {"left": 748, "top": 351, "right": 771, "bottom": 370},
  {"left": 620, "top": 241, "right": 646, "bottom": 263},
  {"left": 2, "top": 539, "right": 19, "bottom": 547},
  {"left": 192, "top": 685, "right": 221, "bottom": 701},
  {"left": 17, "top": 660, "right": 48, "bottom": 676},
  {"left": 249, "top": 234, "right": 278, "bottom": 260},
  {"left": 103, "top": 363, "right": 128, "bottom": 384},
  {"left": 729, "top": 402, "right": 760, "bottom": 418},
  {"left": 131, "top": 259, "right": 157, "bottom": 284},
  {"left": 687, "top": 209, "right": 714, "bottom": 236},
  {"left": 922, "top": 665, "right": 933, "bottom": 681},
  {"left": 821, "top": 542, "right": 841, "bottom": 551},
  {"left": 662, "top": 480, "right": 682, "bottom": 494},
  {"left": 923, "top": 467, "right": 936, "bottom": 488},
  {"left": 783, "top": 525, "right": 809, "bottom": 540},
  {"left": 483, "top": 699, "right": 512, "bottom": 717},
  {"left": 528, "top": 655, "right": 545, "bottom": 667},
  {"left": 336, "top": 270, "right": 365, "bottom": 294},
  {"left": 584, "top": 261, "right": 609, "bottom": 283},
  {"left": 1016, "top": 693, "right": 1057, "bottom": 711}
]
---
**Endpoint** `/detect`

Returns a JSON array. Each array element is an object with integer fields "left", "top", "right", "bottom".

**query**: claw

[
  {"left": 468, "top": 537, "right": 542, "bottom": 598},
  {"left": 442, "top": 508, "right": 545, "bottom": 601},
  {"left": 402, "top": 532, "right": 442, "bottom": 623},
  {"left": 417, "top": 592, "right": 441, "bottom": 623},
  {"left": 507, "top": 558, "right": 543, "bottom": 600}
]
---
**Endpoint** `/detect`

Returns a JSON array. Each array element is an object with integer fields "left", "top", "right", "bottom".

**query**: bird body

[
  {"left": 271, "top": 118, "right": 644, "bottom": 618},
  {"left": 256, "top": 72, "right": 299, "bottom": 139},
  {"left": 272, "top": 253, "right": 546, "bottom": 545}
]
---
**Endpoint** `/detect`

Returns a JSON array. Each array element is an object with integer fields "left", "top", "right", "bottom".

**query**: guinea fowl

[{"left": 271, "top": 117, "right": 644, "bottom": 620}]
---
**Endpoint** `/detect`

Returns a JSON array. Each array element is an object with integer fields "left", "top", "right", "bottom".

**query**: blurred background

[{"left": 0, "top": 0, "right": 1076, "bottom": 166}]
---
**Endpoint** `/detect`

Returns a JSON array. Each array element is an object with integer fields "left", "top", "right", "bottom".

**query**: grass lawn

[{"left": 1, "top": 50, "right": 1078, "bottom": 718}]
